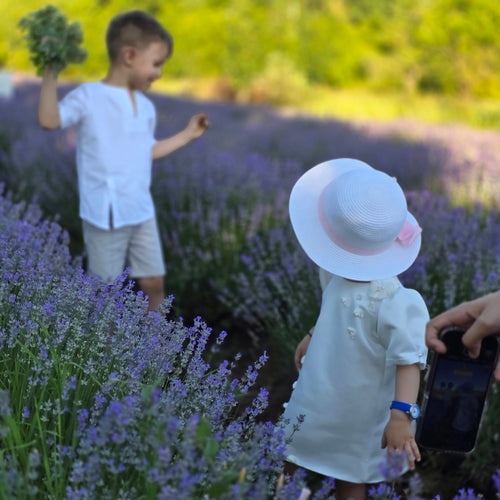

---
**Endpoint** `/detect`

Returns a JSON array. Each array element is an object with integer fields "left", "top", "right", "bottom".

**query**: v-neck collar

[{"left": 100, "top": 81, "right": 139, "bottom": 116}]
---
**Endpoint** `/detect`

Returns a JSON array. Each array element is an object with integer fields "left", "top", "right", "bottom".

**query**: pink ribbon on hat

[{"left": 397, "top": 220, "right": 422, "bottom": 248}]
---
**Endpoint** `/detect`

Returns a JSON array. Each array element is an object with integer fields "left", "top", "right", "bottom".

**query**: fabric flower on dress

[
  {"left": 353, "top": 307, "right": 364, "bottom": 319},
  {"left": 369, "top": 278, "right": 401, "bottom": 301}
]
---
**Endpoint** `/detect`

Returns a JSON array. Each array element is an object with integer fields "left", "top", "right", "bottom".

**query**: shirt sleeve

[
  {"left": 58, "top": 85, "right": 87, "bottom": 129},
  {"left": 377, "top": 287, "right": 429, "bottom": 368}
]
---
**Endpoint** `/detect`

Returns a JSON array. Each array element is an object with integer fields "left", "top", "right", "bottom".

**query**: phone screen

[{"left": 417, "top": 327, "right": 499, "bottom": 453}]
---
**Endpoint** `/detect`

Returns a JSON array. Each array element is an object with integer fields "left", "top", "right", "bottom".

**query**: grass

[{"left": 152, "top": 76, "right": 500, "bottom": 130}]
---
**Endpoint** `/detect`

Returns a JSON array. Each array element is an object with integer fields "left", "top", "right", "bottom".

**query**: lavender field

[{"left": 1, "top": 81, "right": 500, "bottom": 498}]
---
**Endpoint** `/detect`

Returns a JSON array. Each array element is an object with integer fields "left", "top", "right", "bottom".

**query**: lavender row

[
  {"left": 1, "top": 182, "right": 499, "bottom": 498},
  {"left": 0, "top": 192, "right": 319, "bottom": 498},
  {"left": 1, "top": 82, "right": 500, "bottom": 494},
  {"left": 2, "top": 82, "right": 500, "bottom": 378}
]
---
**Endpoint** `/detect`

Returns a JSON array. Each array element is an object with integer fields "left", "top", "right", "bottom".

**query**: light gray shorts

[{"left": 82, "top": 217, "right": 166, "bottom": 283}]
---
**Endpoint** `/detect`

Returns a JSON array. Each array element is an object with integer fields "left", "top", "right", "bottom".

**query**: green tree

[{"left": 411, "top": 0, "right": 500, "bottom": 96}]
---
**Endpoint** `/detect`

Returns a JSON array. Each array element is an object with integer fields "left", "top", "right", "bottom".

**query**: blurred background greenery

[{"left": 3, "top": 0, "right": 500, "bottom": 127}]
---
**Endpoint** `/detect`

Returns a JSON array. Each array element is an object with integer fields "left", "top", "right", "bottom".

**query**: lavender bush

[
  {"left": 0, "top": 190, "right": 469, "bottom": 499},
  {"left": 1, "top": 82, "right": 500, "bottom": 496},
  {"left": 3, "top": 82, "right": 500, "bottom": 323},
  {"left": 0, "top": 193, "right": 322, "bottom": 498}
]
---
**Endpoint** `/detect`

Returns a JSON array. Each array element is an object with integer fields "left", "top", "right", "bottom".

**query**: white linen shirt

[{"left": 59, "top": 81, "right": 157, "bottom": 230}]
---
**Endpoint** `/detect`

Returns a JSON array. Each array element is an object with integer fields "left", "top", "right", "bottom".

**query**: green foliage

[
  {"left": 4, "top": 0, "right": 500, "bottom": 100},
  {"left": 247, "top": 52, "right": 310, "bottom": 105},
  {"left": 18, "top": 4, "right": 87, "bottom": 75}
]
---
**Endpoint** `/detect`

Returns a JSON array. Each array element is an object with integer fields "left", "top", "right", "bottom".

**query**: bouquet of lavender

[{"left": 18, "top": 4, "right": 87, "bottom": 75}]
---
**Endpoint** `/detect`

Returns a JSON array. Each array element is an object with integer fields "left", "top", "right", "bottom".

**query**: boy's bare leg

[
  {"left": 137, "top": 276, "right": 165, "bottom": 311},
  {"left": 336, "top": 479, "right": 366, "bottom": 500}
]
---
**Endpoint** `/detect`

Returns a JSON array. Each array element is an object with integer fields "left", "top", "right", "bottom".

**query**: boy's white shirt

[{"left": 59, "top": 81, "right": 157, "bottom": 230}]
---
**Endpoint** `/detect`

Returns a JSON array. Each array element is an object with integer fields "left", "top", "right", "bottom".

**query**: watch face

[{"left": 410, "top": 405, "right": 420, "bottom": 419}]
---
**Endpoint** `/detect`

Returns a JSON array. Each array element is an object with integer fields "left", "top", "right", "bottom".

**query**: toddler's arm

[
  {"left": 294, "top": 328, "right": 313, "bottom": 370},
  {"left": 38, "top": 68, "right": 61, "bottom": 130},
  {"left": 152, "top": 113, "right": 209, "bottom": 160},
  {"left": 381, "top": 363, "right": 421, "bottom": 469}
]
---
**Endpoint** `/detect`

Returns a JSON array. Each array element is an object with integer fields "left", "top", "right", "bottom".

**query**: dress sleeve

[
  {"left": 58, "top": 85, "right": 87, "bottom": 129},
  {"left": 377, "top": 287, "right": 429, "bottom": 368}
]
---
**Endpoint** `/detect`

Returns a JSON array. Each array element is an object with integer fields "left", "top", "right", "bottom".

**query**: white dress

[{"left": 282, "top": 271, "right": 428, "bottom": 484}]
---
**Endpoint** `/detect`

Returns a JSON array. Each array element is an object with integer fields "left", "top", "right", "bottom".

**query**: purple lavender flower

[
  {"left": 379, "top": 450, "right": 407, "bottom": 481},
  {"left": 452, "top": 488, "right": 483, "bottom": 500},
  {"left": 368, "top": 482, "right": 401, "bottom": 500},
  {"left": 493, "top": 469, "right": 500, "bottom": 497}
]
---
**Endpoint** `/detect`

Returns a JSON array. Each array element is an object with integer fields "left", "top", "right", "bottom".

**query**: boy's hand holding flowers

[{"left": 19, "top": 5, "right": 87, "bottom": 75}]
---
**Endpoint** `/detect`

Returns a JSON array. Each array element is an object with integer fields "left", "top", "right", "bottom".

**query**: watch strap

[
  {"left": 390, "top": 400, "right": 411, "bottom": 413},
  {"left": 390, "top": 400, "right": 420, "bottom": 419}
]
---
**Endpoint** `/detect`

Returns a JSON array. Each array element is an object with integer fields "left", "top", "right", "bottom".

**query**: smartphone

[{"left": 416, "top": 325, "right": 499, "bottom": 453}]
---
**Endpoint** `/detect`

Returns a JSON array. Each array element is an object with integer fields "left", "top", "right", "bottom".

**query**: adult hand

[{"left": 425, "top": 291, "right": 500, "bottom": 381}]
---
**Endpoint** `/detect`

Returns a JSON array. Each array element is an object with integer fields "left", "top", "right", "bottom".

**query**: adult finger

[
  {"left": 426, "top": 301, "right": 478, "bottom": 352},
  {"left": 425, "top": 315, "right": 448, "bottom": 353},
  {"left": 425, "top": 310, "right": 459, "bottom": 353},
  {"left": 461, "top": 308, "right": 500, "bottom": 358}
]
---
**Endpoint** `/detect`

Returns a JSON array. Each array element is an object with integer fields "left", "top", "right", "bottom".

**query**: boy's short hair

[{"left": 106, "top": 10, "right": 173, "bottom": 61}]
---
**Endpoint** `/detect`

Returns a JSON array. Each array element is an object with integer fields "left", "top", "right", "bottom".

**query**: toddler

[{"left": 282, "top": 158, "right": 428, "bottom": 500}]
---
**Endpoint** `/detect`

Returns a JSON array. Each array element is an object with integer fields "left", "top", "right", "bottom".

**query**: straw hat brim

[{"left": 289, "top": 158, "right": 421, "bottom": 281}]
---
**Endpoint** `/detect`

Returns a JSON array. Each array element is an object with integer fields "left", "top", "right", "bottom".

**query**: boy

[{"left": 38, "top": 10, "right": 209, "bottom": 311}]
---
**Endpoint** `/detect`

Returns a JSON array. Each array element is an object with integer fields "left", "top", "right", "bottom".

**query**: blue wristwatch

[{"left": 390, "top": 400, "right": 420, "bottom": 419}]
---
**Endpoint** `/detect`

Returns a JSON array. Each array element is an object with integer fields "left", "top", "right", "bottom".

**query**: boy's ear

[{"left": 121, "top": 46, "right": 137, "bottom": 66}]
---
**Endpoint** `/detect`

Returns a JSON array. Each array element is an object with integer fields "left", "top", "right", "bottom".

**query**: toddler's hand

[{"left": 381, "top": 411, "right": 420, "bottom": 470}]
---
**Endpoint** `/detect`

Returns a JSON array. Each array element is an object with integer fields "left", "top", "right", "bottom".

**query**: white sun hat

[{"left": 289, "top": 158, "right": 422, "bottom": 281}]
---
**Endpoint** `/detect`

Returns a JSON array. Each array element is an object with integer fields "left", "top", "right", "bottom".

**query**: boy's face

[{"left": 128, "top": 40, "right": 170, "bottom": 91}]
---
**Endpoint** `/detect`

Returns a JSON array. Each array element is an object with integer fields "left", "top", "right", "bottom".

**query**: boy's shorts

[{"left": 82, "top": 217, "right": 166, "bottom": 283}]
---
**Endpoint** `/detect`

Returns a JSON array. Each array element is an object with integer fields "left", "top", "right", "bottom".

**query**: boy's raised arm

[
  {"left": 152, "top": 113, "right": 208, "bottom": 160},
  {"left": 38, "top": 68, "right": 61, "bottom": 130}
]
